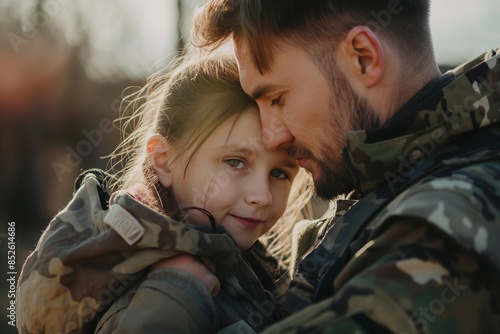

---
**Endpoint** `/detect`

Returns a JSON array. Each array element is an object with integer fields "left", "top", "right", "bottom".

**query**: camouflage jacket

[
  {"left": 264, "top": 49, "right": 500, "bottom": 333},
  {"left": 16, "top": 171, "right": 280, "bottom": 334}
]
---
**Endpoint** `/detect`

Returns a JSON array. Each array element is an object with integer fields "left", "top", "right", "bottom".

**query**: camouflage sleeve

[
  {"left": 261, "top": 219, "right": 499, "bottom": 333},
  {"left": 95, "top": 268, "right": 218, "bottom": 334}
]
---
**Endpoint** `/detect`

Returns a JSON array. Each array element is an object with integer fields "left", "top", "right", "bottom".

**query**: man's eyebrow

[{"left": 251, "top": 85, "right": 273, "bottom": 100}]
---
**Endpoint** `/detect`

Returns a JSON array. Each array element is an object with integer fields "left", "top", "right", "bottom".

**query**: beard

[
  {"left": 287, "top": 143, "right": 354, "bottom": 200},
  {"left": 288, "top": 64, "right": 381, "bottom": 200}
]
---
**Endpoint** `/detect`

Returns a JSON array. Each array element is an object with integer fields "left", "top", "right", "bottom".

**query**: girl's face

[{"left": 170, "top": 107, "right": 299, "bottom": 250}]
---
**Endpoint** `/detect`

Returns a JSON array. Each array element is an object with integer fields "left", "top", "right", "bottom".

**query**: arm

[
  {"left": 150, "top": 254, "right": 220, "bottom": 296},
  {"left": 262, "top": 219, "right": 499, "bottom": 333},
  {"left": 96, "top": 267, "right": 218, "bottom": 334}
]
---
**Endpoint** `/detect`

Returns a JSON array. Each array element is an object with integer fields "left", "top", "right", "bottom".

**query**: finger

[{"left": 208, "top": 275, "right": 221, "bottom": 297}]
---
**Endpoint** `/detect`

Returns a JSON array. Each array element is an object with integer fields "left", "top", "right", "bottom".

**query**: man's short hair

[{"left": 194, "top": 0, "right": 432, "bottom": 73}]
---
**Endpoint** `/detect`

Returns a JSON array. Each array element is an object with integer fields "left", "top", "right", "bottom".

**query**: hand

[{"left": 152, "top": 254, "right": 221, "bottom": 297}]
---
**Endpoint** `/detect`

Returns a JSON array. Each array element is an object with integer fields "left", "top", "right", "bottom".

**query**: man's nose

[{"left": 260, "top": 110, "right": 294, "bottom": 151}]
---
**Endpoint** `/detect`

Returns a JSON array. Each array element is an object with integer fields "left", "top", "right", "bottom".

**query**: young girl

[{"left": 17, "top": 51, "right": 307, "bottom": 333}]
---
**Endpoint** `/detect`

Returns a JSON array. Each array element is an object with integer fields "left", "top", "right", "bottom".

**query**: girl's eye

[
  {"left": 270, "top": 169, "right": 288, "bottom": 179},
  {"left": 225, "top": 159, "right": 246, "bottom": 169}
]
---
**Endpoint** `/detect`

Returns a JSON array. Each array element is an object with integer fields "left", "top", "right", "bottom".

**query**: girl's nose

[{"left": 244, "top": 177, "right": 273, "bottom": 207}]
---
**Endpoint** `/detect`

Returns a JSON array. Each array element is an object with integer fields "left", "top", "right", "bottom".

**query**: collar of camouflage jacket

[
  {"left": 345, "top": 48, "right": 500, "bottom": 194},
  {"left": 106, "top": 189, "right": 243, "bottom": 273}
]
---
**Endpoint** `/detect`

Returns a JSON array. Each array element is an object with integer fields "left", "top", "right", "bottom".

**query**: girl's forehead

[{"left": 207, "top": 107, "right": 263, "bottom": 147}]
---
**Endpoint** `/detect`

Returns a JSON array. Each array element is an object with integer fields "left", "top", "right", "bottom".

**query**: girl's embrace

[{"left": 16, "top": 51, "right": 310, "bottom": 333}]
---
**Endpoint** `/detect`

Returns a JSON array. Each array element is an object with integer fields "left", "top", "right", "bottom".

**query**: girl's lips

[{"left": 231, "top": 215, "right": 263, "bottom": 229}]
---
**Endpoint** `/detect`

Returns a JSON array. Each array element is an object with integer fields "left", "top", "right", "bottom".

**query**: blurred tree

[
  {"left": 0, "top": 3, "right": 178, "bottom": 333},
  {"left": 178, "top": 0, "right": 185, "bottom": 50}
]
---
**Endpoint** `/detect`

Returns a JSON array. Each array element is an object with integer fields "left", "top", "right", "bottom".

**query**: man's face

[{"left": 235, "top": 39, "right": 379, "bottom": 199}]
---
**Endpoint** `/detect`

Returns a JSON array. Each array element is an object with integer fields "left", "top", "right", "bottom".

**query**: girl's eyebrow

[{"left": 213, "top": 144, "right": 255, "bottom": 156}]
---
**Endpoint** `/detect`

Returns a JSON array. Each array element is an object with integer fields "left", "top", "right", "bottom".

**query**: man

[{"left": 163, "top": 0, "right": 500, "bottom": 332}]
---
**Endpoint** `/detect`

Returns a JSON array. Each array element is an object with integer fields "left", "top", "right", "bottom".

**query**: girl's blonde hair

[{"left": 109, "top": 50, "right": 256, "bottom": 213}]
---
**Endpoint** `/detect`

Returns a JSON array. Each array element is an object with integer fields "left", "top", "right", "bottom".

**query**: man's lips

[
  {"left": 297, "top": 157, "right": 309, "bottom": 168},
  {"left": 231, "top": 215, "right": 264, "bottom": 228},
  {"left": 286, "top": 145, "right": 312, "bottom": 168}
]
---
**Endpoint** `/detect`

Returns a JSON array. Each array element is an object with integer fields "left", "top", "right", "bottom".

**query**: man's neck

[{"left": 375, "top": 63, "right": 442, "bottom": 123}]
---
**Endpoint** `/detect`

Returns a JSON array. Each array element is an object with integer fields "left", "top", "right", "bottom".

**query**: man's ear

[
  {"left": 340, "top": 26, "right": 385, "bottom": 88},
  {"left": 147, "top": 134, "right": 173, "bottom": 188}
]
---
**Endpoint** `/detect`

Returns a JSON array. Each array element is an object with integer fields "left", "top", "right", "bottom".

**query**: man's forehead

[
  {"left": 233, "top": 38, "right": 261, "bottom": 94},
  {"left": 234, "top": 38, "right": 252, "bottom": 70},
  {"left": 233, "top": 36, "right": 297, "bottom": 99},
  {"left": 234, "top": 35, "right": 300, "bottom": 73}
]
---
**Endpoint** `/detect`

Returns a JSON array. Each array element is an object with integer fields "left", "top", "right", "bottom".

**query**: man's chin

[{"left": 312, "top": 166, "right": 354, "bottom": 200}]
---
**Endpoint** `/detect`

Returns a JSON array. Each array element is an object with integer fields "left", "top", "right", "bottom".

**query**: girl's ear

[{"left": 147, "top": 134, "right": 174, "bottom": 188}]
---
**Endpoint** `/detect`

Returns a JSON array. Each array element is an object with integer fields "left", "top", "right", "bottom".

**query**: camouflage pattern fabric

[
  {"left": 263, "top": 49, "right": 500, "bottom": 333},
  {"left": 16, "top": 172, "right": 280, "bottom": 333}
]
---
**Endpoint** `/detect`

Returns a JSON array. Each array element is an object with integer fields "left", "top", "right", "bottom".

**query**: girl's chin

[{"left": 233, "top": 239, "right": 254, "bottom": 251}]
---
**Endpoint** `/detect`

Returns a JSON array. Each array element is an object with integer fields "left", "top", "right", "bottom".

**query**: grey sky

[
  {"left": 43, "top": 0, "right": 499, "bottom": 80},
  {"left": 430, "top": 0, "right": 500, "bottom": 65}
]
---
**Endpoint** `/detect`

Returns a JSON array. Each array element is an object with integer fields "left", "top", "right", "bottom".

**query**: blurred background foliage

[
  {"left": 0, "top": 0, "right": 193, "bottom": 232},
  {"left": 0, "top": 1, "right": 498, "bottom": 332},
  {"left": 0, "top": 2, "right": 196, "bottom": 332}
]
